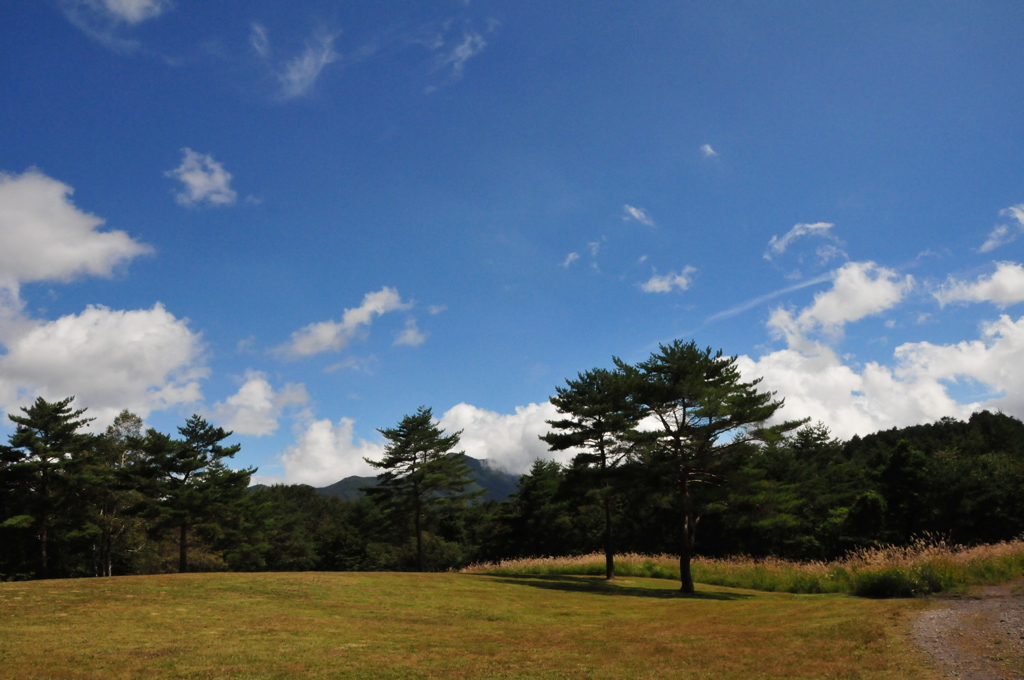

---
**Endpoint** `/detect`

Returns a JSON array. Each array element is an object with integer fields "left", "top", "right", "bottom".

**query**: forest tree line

[{"left": 3, "top": 340, "right": 1024, "bottom": 585}]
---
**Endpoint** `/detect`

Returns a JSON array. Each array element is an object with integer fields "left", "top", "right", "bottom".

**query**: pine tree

[
  {"left": 1, "top": 397, "right": 93, "bottom": 579},
  {"left": 624, "top": 340, "right": 803, "bottom": 593},
  {"left": 364, "top": 407, "right": 478, "bottom": 571},
  {"left": 541, "top": 367, "right": 642, "bottom": 579},
  {"left": 138, "top": 415, "right": 254, "bottom": 573}
]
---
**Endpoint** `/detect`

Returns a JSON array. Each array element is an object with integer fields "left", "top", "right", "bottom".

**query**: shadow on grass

[{"left": 475, "top": 574, "right": 755, "bottom": 600}]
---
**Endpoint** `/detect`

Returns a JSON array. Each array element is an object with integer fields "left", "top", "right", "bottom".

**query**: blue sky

[{"left": 2, "top": 0, "right": 1024, "bottom": 484}]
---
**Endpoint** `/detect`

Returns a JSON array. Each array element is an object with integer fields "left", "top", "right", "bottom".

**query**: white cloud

[
  {"left": 979, "top": 204, "right": 1024, "bottom": 253},
  {"left": 427, "top": 305, "right": 447, "bottom": 315},
  {"left": 561, "top": 252, "right": 580, "bottom": 268},
  {"left": 764, "top": 222, "right": 840, "bottom": 261},
  {"left": 393, "top": 318, "right": 427, "bottom": 347},
  {"left": 249, "top": 23, "right": 270, "bottom": 57},
  {"left": 213, "top": 370, "right": 308, "bottom": 437},
  {"left": 935, "top": 262, "right": 1024, "bottom": 308},
  {"left": 278, "top": 287, "right": 411, "bottom": 358},
  {"left": 65, "top": 0, "right": 170, "bottom": 25},
  {"left": 434, "top": 31, "right": 486, "bottom": 80},
  {"left": 587, "top": 241, "right": 601, "bottom": 257},
  {"left": 165, "top": 149, "right": 237, "bottom": 207},
  {"left": 735, "top": 257, "right": 1024, "bottom": 439},
  {"left": 700, "top": 144, "right": 717, "bottom": 157},
  {"left": 979, "top": 225, "right": 1014, "bottom": 253},
  {"left": 622, "top": 205, "right": 655, "bottom": 226},
  {"left": 0, "top": 303, "right": 206, "bottom": 428},
  {"left": 278, "top": 32, "right": 340, "bottom": 99},
  {"left": 768, "top": 262, "right": 912, "bottom": 345},
  {"left": 274, "top": 417, "right": 383, "bottom": 486},
  {"left": 640, "top": 266, "right": 696, "bottom": 293},
  {"left": 438, "top": 401, "right": 572, "bottom": 474},
  {"left": 0, "top": 170, "right": 151, "bottom": 292},
  {"left": 739, "top": 313, "right": 1024, "bottom": 440},
  {"left": 98, "top": 0, "right": 169, "bottom": 23}
]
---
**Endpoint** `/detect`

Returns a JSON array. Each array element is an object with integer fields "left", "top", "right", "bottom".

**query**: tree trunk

[
  {"left": 178, "top": 522, "right": 188, "bottom": 573},
  {"left": 39, "top": 472, "right": 49, "bottom": 580},
  {"left": 679, "top": 475, "right": 695, "bottom": 594},
  {"left": 415, "top": 498, "right": 424, "bottom": 572},
  {"left": 39, "top": 513, "right": 49, "bottom": 580},
  {"left": 604, "top": 494, "right": 615, "bottom": 580}
]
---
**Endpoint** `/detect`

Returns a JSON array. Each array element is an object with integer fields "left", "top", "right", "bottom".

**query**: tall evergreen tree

[
  {"left": 0, "top": 397, "right": 93, "bottom": 579},
  {"left": 138, "top": 415, "right": 253, "bottom": 573},
  {"left": 82, "top": 410, "right": 147, "bottom": 576},
  {"left": 364, "top": 407, "right": 478, "bottom": 572},
  {"left": 541, "top": 367, "right": 641, "bottom": 579},
  {"left": 624, "top": 341, "right": 802, "bottom": 593}
]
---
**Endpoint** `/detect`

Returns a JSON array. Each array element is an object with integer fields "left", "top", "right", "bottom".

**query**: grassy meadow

[
  {"left": 464, "top": 538, "right": 1024, "bottom": 598},
  {"left": 0, "top": 571, "right": 940, "bottom": 680}
]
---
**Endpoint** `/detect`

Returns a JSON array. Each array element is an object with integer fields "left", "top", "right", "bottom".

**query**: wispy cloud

[
  {"left": 249, "top": 22, "right": 270, "bottom": 57},
  {"left": 278, "top": 31, "right": 340, "bottom": 99},
  {"left": 707, "top": 273, "right": 833, "bottom": 322},
  {"left": 640, "top": 266, "right": 696, "bottom": 293},
  {"left": 764, "top": 222, "right": 841, "bottom": 261},
  {"left": 435, "top": 30, "right": 486, "bottom": 80},
  {"left": 623, "top": 205, "right": 655, "bottom": 226},
  {"left": 165, "top": 149, "right": 237, "bottom": 207},
  {"left": 276, "top": 287, "right": 411, "bottom": 359},
  {"left": 979, "top": 204, "right": 1024, "bottom": 253},
  {"left": 700, "top": 144, "right": 718, "bottom": 157},
  {"left": 561, "top": 252, "right": 580, "bottom": 268},
  {"left": 61, "top": 0, "right": 172, "bottom": 52}
]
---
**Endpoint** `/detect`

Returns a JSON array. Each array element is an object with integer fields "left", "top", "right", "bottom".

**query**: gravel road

[{"left": 913, "top": 583, "right": 1024, "bottom": 679}]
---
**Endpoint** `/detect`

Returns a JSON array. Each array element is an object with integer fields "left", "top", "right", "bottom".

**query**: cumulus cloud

[
  {"left": 935, "top": 262, "right": 1024, "bottom": 308},
  {"left": 0, "top": 170, "right": 151, "bottom": 292},
  {"left": 278, "top": 287, "right": 411, "bottom": 358},
  {"left": 700, "top": 144, "right": 718, "bottom": 157},
  {"left": 213, "top": 371, "right": 308, "bottom": 437},
  {"left": 768, "top": 262, "right": 912, "bottom": 346},
  {"left": 278, "top": 31, "right": 340, "bottom": 99},
  {"left": 622, "top": 205, "right": 655, "bottom": 226},
  {"left": 393, "top": 318, "right": 427, "bottom": 347},
  {"left": 739, "top": 313, "right": 1024, "bottom": 440},
  {"left": 439, "top": 401, "right": 571, "bottom": 474},
  {"left": 0, "top": 303, "right": 206, "bottom": 428},
  {"left": 764, "top": 222, "right": 840, "bottom": 262},
  {"left": 640, "top": 266, "right": 696, "bottom": 293},
  {"left": 734, "top": 257, "right": 1024, "bottom": 439},
  {"left": 274, "top": 417, "right": 383, "bottom": 486},
  {"left": 165, "top": 149, "right": 237, "bottom": 207}
]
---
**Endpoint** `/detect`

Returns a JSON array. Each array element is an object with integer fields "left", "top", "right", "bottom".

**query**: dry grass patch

[{"left": 464, "top": 538, "right": 1024, "bottom": 597}]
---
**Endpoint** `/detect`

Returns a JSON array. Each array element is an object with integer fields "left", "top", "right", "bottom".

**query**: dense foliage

[{"left": 5, "top": 343, "right": 1024, "bottom": 582}]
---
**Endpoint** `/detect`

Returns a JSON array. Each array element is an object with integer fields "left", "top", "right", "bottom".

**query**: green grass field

[{"left": 0, "top": 572, "right": 940, "bottom": 680}]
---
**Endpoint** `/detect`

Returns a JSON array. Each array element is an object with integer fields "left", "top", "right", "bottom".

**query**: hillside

[{"left": 316, "top": 455, "right": 520, "bottom": 502}]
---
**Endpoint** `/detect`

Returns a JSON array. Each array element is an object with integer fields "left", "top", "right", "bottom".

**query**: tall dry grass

[{"left": 461, "top": 537, "right": 1024, "bottom": 597}]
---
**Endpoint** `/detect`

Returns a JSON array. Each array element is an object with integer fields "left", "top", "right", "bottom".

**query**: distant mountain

[{"left": 316, "top": 456, "right": 520, "bottom": 502}]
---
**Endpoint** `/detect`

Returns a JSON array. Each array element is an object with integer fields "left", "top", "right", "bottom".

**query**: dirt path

[{"left": 913, "top": 582, "right": 1024, "bottom": 679}]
